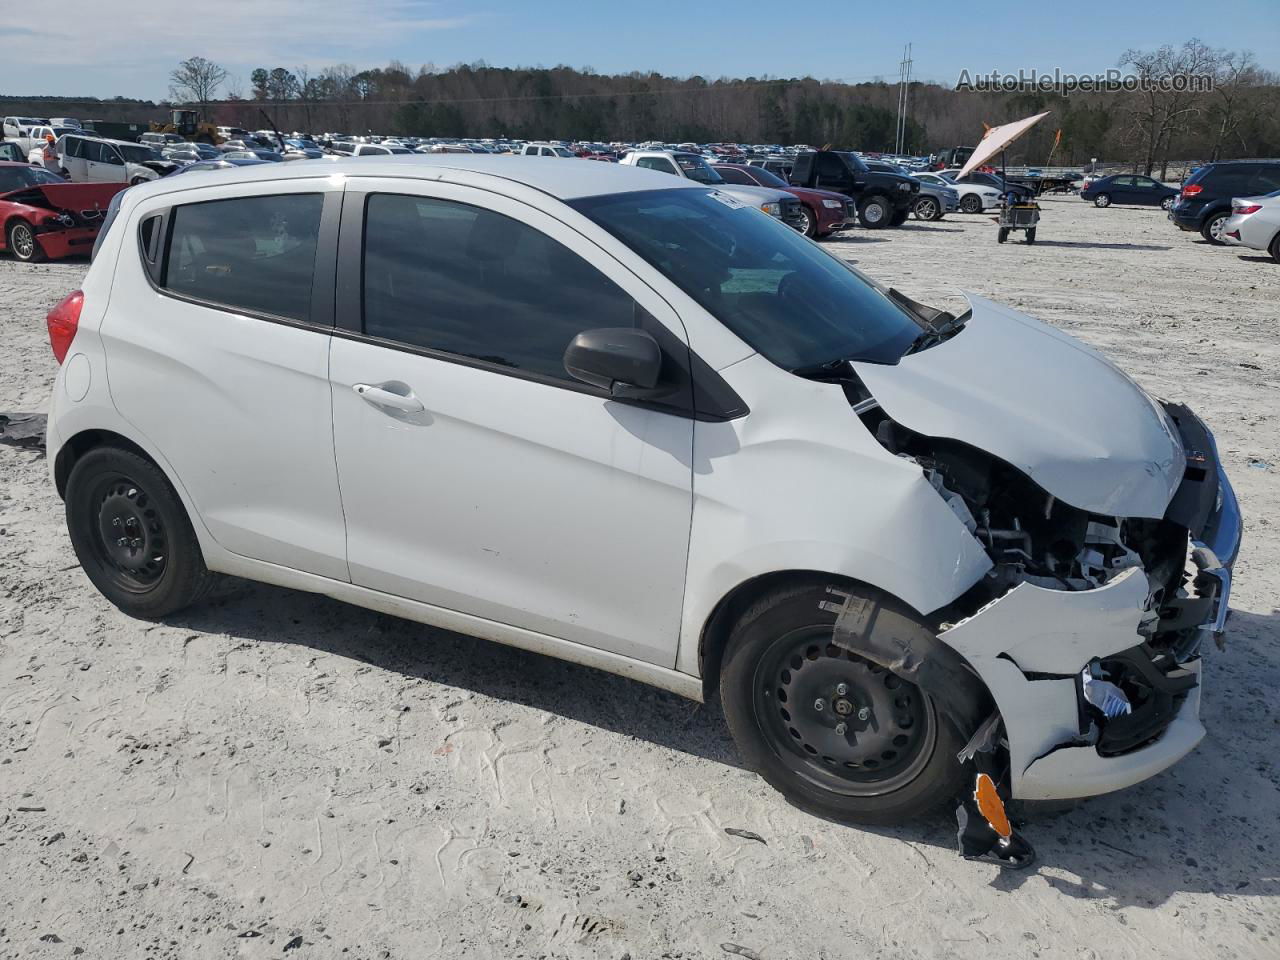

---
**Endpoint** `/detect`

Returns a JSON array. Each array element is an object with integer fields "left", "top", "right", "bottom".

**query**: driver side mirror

[{"left": 564, "top": 328, "right": 664, "bottom": 398}]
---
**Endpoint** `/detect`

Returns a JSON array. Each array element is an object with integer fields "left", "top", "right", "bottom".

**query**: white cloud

[{"left": 1, "top": 0, "right": 479, "bottom": 78}]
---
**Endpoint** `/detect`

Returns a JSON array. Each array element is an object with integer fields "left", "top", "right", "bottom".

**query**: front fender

[{"left": 675, "top": 354, "right": 992, "bottom": 676}]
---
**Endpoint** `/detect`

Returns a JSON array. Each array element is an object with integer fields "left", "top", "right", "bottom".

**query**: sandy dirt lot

[{"left": 1, "top": 196, "right": 1277, "bottom": 960}]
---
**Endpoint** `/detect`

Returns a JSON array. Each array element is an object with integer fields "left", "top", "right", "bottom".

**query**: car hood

[
  {"left": 0, "top": 181, "right": 123, "bottom": 214},
  {"left": 851, "top": 294, "right": 1184, "bottom": 518}
]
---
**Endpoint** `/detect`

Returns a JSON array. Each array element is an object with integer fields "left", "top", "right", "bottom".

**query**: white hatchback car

[{"left": 46, "top": 157, "right": 1240, "bottom": 825}]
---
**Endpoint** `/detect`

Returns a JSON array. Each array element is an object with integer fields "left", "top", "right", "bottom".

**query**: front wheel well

[
  {"left": 54, "top": 429, "right": 156, "bottom": 500},
  {"left": 698, "top": 570, "right": 908, "bottom": 702}
]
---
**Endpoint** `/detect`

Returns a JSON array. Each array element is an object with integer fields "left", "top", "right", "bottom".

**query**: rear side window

[
  {"left": 161, "top": 194, "right": 323, "bottom": 321},
  {"left": 362, "top": 194, "right": 637, "bottom": 381},
  {"left": 1202, "top": 167, "right": 1258, "bottom": 195}
]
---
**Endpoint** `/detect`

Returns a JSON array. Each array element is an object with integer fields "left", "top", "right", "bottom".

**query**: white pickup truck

[{"left": 619, "top": 150, "right": 807, "bottom": 232}]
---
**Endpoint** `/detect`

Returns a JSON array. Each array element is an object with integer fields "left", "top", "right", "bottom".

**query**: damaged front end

[{"left": 838, "top": 297, "right": 1242, "bottom": 804}]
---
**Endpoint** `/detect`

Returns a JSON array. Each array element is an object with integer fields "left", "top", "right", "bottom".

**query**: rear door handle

[{"left": 353, "top": 382, "right": 425, "bottom": 414}]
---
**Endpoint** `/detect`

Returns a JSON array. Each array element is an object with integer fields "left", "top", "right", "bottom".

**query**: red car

[
  {"left": 0, "top": 163, "right": 124, "bottom": 262},
  {"left": 712, "top": 163, "right": 854, "bottom": 238}
]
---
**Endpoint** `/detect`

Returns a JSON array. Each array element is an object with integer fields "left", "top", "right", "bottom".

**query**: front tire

[
  {"left": 7, "top": 220, "right": 44, "bottom": 262},
  {"left": 65, "top": 446, "right": 214, "bottom": 618},
  {"left": 1201, "top": 211, "right": 1229, "bottom": 245},
  {"left": 719, "top": 581, "right": 976, "bottom": 825},
  {"left": 959, "top": 194, "right": 982, "bottom": 214},
  {"left": 858, "top": 195, "right": 892, "bottom": 229},
  {"left": 913, "top": 197, "right": 938, "bottom": 221},
  {"left": 1270, "top": 231, "right": 1280, "bottom": 264},
  {"left": 1094, "top": 193, "right": 1111, "bottom": 208},
  {"left": 799, "top": 205, "right": 818, "bottom": 238}
]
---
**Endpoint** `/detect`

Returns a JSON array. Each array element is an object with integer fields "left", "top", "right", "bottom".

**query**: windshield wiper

[
  {"left": 790, "top": 358, "right": 853, "bottom": 380},
  {"left": 904, "top": 309, "right": 970, "bottom": 355}
]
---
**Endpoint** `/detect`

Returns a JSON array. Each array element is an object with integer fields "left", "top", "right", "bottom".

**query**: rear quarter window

[{"left": 160, "top": 193, "right": 323, "bottom": 321}]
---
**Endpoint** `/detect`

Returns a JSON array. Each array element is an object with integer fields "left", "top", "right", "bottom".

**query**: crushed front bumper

[{"left": 939, "top": 432, "right": 1241, "bottom": 802}]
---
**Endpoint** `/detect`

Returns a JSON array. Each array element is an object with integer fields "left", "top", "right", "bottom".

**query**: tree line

[{"left": 11, "top": 41, "right": 1275, "bottom": 175}]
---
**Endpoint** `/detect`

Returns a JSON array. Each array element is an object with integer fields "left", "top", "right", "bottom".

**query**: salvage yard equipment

[{"left": 997, "top": 200, "right": 1040, "bottom": 243}]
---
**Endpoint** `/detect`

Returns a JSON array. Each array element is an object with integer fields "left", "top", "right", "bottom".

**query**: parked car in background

[
  {"left": 860, "top": 161, "right": 958, "bottom": 220},
  {"left": 940, "top": 170, "right": 1034, "bottom": 206},
  {"left": 57, "top": 134, "right": 177, "bottom": 185},
  {"left": 352, "top": 143, "right": 413, "bottom": 157},
  {"left": 163, "top": 143, "right": 221, "bottom": 165},
  {"left": 913, "top": 170, "right": 992, "bottom": 215},
  {"left": 2, "top": 116, "right": 45, "bottom": 139},
  {"left": 620, "top": 150, "right": 808, "bottom": 231},
  {"left": 1220, "top": 190, "right": 1280, "bottom": 262},
  {"left": 521, "top": 142, "right": 577, "bottom": 157},
  {"left": 713, "top": 162, "right": 853, "bottom": 237},
  {"left": 222, "top": 149, "right": 286, "bottom": 163},
  {"left": 790, "top": 150, "right": 919, "bottom": 228},
  {"left": 44, "top": 156, "right": 1241, "bottom": 828},
  {"left": 0, "top": 142, "right": 26, "bottom": 163},
  {"left": 139, "top": 132, "right": 188, "bottom": 149},
  {"left": 170, "top": 157, "right": 274, "bottom": 175},
  {"left": 13, "top": 125, "right": 80, "bottom": 159},
  {"left": 1080, "top": 174, "right": 1178, "bottom": 209},
  {"left": 0, "top": 162, "right": 122, "bottom": 262},
  {"left": 1170, "top": 159, "right": 1280, "bottom": 244},
  {"left": 746, "top": 157, "right": 794, "bottom": 180}
]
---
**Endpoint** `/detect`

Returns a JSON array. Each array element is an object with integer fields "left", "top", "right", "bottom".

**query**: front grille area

[{"left": 780, "top": 197, "right": 807, "bottom": 231}]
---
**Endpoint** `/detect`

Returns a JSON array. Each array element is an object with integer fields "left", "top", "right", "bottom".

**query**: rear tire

[
  {"left": 1270, "top": 232, "right": 1280, "bottom": 264},
  {"left": 65, "top": 446, "right": 214, "bottom": 619},
  {"left": 1161, "top": 196, "right": 1174, "bottom": 211},
  {"left": 959, "top": 194, "right": 982, "bottom": 214},
  {"left": 858, "top": 195, "right": 892, "bottom": 229},
  {"left": 1026, "top": 227, "right": 1037, "bottom": 243},
  {"left": 7, "top": 220, "right": 44, "bottom": 262},
  {"left": 719, "top": 580, "right": 978, "bottom": 825},
  {"left": 1201, "top": 211, "right": 1229, "bottom": 245},
  {"left": 1094, "top": 193, "right": 1111, "bottom": 208}
]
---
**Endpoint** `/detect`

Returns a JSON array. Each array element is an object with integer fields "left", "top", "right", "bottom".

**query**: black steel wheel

[
  {"left": 65, "top": 446, "right": 214, "bottom": 618},
  {"left": 719, "top": 580, "right": 980, "bottom": 825},
  {"left": 752, "top": 628, "right": 937, "bottom": 797}
]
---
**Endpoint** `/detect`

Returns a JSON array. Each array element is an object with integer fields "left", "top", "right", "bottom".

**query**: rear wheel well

[{"left": 54, "top": 429, "right": 156, "bottom": 500}]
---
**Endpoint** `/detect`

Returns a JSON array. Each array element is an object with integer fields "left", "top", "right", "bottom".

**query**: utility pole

[{"left": 895, "top": 43, "right": 913, "bottom": 154}]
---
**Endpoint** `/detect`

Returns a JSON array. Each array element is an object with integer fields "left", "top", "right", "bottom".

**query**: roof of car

[{"left": 130, "top": 154, "right": 704, "bottom": 202}]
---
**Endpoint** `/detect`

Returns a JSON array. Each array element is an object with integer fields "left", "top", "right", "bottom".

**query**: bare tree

[
  {"left": 1119, "top": 40, "right": 1216, "bottom": 177},
  {"left": 1207, "top": 50, "right": 1257, "bottom": 161},
  {"left": 169, "top": 57, "right": 229, "bottom": 119}
]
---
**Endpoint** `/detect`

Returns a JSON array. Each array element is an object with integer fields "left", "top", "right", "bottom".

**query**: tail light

[
  {"left": 46, "top": 289, "right": 83, "bottom": 364},
  {"left": 1181, "top": 184, "right": 1203, "bottom": 197},
  {"left": 1232, "top": 203, "right": 1261, "bottom": 215}
]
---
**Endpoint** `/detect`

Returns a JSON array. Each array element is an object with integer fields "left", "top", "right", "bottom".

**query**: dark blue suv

[{"left": 1171, "top": 159, "right": 1280, "bottom": 243}]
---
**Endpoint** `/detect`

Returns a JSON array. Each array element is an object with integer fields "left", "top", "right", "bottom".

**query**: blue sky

[{"left": 3, "top": 0, "right": 1277, "bottom": 100}]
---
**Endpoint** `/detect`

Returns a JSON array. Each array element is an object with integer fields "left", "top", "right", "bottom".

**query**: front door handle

[{"left": 353, "top": 382, "right": 425, "bottom": 414}]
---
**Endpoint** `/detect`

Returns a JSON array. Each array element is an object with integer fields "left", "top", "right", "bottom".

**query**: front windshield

[
  {"left": 0, "top": 165, "right": 66, "bottom": 192},
  {"left": 119, "top": 144, "right": 160, "bottom": 163},
  {"left": 571, "top": 188, "right": 921, "bottom": 368},
  {"left": 675, "top": 154, "right": 724, "bottom": 184}
]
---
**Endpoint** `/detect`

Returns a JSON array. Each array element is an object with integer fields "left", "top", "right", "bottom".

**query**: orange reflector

[{"left": 974, "top": 773, "right": 1012, "bottom": 839}]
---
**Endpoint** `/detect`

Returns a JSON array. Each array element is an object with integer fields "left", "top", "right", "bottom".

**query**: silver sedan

[{"left": 1221, "top": 191, "right": 1280, "bottom": 262}]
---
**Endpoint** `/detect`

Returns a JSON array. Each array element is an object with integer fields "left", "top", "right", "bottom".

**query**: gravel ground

[{"left": 1, "top": 196, "right": 1277, "bottom": 960}]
